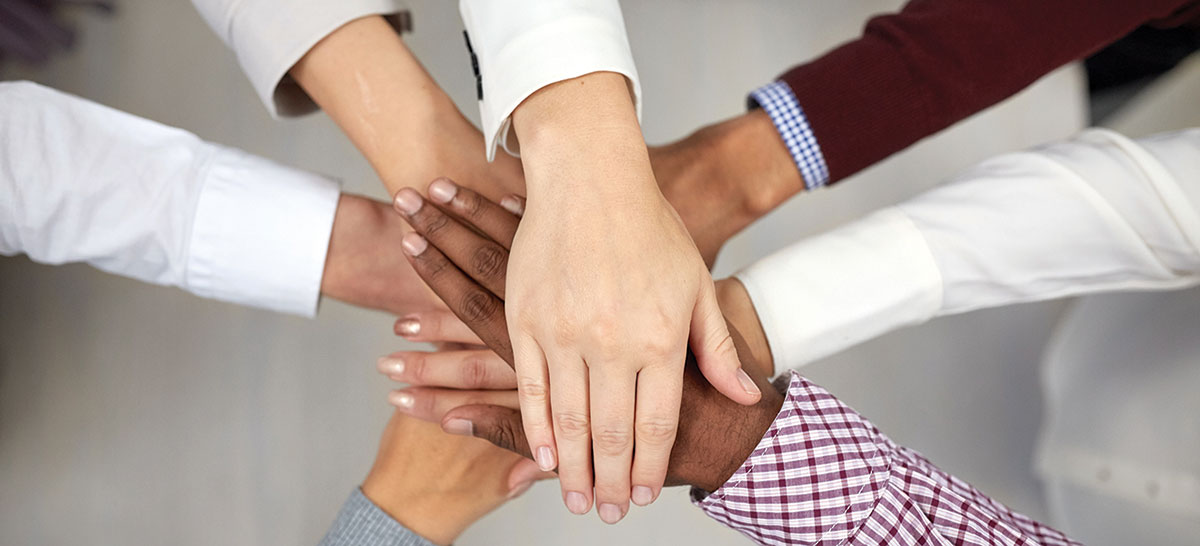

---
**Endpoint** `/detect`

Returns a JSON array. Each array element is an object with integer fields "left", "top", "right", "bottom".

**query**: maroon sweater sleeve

[{"left": 780, "top": 0, "right": 1200, "bottom": 185}]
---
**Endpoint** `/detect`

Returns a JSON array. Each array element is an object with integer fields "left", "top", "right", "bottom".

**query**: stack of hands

[
  {"left": 363, "top": 178, "right": 785, "bottom": 542},
  {"left": 298, "top": 16, "right": 792, "bottom": 534}
]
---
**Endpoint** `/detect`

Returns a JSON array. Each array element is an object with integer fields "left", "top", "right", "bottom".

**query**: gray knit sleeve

[{"left": 318, "top": 488, "right": 436, "bottom": 546}]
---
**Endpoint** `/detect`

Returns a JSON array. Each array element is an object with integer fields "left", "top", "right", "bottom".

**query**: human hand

[
  {"left": 650, "top": 109, "right": 805, "bottom": 266},
  {"left": 359, "top": 410, "right": 551, "bottom": 545},
  {"left": 385, "top": 179, "right": 783, "bottom": 503},
  {"left": 320, "top": 194, "right": 447, "bottom": 316},
  {"left": 498, "top": 72, "right": 761, "bottom": 523}
]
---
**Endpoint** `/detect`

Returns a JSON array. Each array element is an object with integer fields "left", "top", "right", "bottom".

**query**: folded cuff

[
  {"left": 461, "top": 6, "right": 641, "bottom": 160},
  {"left": 224, "top": 0, "right": 407, "bottom": 118},
  {"left": 186, "top": 145, "right": 340, "bottom": 317},
  {"left": 735, "top": 208, "right": 943, "bottom": 370}
]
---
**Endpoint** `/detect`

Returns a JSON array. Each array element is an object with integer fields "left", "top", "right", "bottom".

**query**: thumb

[
  {"left": 505, "top": 459, "right": 555, "bottom": 499},
  {"left": 442, "top": 404, "right": 537, "bottom": 461},
  {"left": 691, "top": 278, "right": 761, "bottom": 405}
]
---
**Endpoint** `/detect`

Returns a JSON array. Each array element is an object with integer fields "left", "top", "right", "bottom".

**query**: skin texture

[
  {"left": 302, "top": 16, "right": 806, "bottom": 319},
  {"left": 290, "top": 16, "right": 524, "bottom": 203},
  {"left": 359, "top": 411, "right": 550, "bottom": 545},
  {"left": 388, "top": 179, "right": 785, "bottom": 501},
  {"left": 506, "top": 71, "right": 760, "bottom": 523},
  {"left": 320, "top": 194, "right": 447, "bottom": 315}
]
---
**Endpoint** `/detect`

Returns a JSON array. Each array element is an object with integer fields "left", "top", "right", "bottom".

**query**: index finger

[{"left": 402, "top": 232, "right": 513, "bottom": 364}]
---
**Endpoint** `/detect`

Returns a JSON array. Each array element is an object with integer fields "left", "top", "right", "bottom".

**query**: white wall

[{"left": 0, "top": 1, "right": 1086, "bottom": 544}]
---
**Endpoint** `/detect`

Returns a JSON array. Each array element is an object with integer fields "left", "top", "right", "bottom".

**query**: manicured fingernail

[
  {"left": 631, "top": 486, "right": 654, "bottom": 506},
  {"left": 393, "top": 188, "right": 423, "bottom": 215},
  {"left": 388, "top": 391, "right": 414, "bottom": 409},
  {"left": 500, "top": 195, "right": 524, "bottom": 216},
  {"left": 566, "top": 491, "right": 589, "bottom": 514},
  {"left": 443, "top": 418, "right": 473, "bottom": 436},
  {"left": 507, "top": 481, "right": 533, "bottom": 499},
  {"left": 535, "top": 446, "right": 556, "bottom": 471},
  {"left": 598, "top": 503, "right": 624, "bottom": 524},
  {"left": 428, "top": 178, "right": 458, "bottom": 204},
  {"left": 737, "top": 368, "right": 761, "bottom": 396},
  {"left": 395, "top": 316, "right": 420, "bottom": 336},
  {"left": 376, "top": 357, "right": 404, "bottom": 376},
  {"left": 401, "top": 233, "right": 428, "bottom": 256}
]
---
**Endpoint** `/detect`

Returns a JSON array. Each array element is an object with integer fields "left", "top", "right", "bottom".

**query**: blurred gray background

[{"left": 2, "top": 1, "right": 1188, "bottom": 544}]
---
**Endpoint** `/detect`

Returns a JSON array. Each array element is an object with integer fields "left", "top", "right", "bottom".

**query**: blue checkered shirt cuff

[{"left": 749, "top": 81, "right": 830, "bottom": 190}]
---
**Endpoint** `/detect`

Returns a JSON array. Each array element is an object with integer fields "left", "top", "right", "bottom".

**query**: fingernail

[
  {"left": 507, "top": 481, "right": 533, "bottom": 499},
  {"left": 393, "top": 188, "right": 423, "bottom": 215},
  {"left": 631, "top": 485, "right": 654, "bottom": 506},
  {"left": 500, "top": 195, "right": 524, "bottom": 216},
  {"left": 388, "top": 391, "right": 414, "bottom": 409},
  {"left": 565, "top": 491, "right": 589, "bottom": 514},
  {"left": 443, "top": 418, "right": 473, "bottom": 436},
  {"left": 535, "top": 446, "right": 556, "bottom": 471},
  {"left": 737, "top": 368, "right": 761, "bottom": 396},
  {"left": 401, "top": 233, "right": 428, "bottom": 256},
  {"left": 376, "top": 357, "right": 404, "bottom": 376},
  {"left": 598, "top": 503, "right": 624, "bottom": 524},
  {"left": 395, "top": 316, "right": 420, "bottom": 336},
  {"left": 428, "top": 178, "right": 458, "bottom": 204}
]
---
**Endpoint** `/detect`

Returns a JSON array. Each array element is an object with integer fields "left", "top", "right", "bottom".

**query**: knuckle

[
  {"left": 470, "top": 244, "right": 507, "bottom": 280},
  {"left": 420, "top": 209, "right": 450, "bottom": 237},
  {"left": 406, "top": 354, "right": 428, "bottom": 382},
  {"left": 517, "top": 378, "right": 548, "bottom": 403},
  {"left": 635, "top": 417, "right": 677, "bottom": 445},
  {"left": 485, "top": 419, "right": 518, "bottom": 451},
  {"left": 457, "top": 189, "right": 485, "bottom": 219},
  {"left": 553, "top": 411, "right": 591, "bottom": 440},
  {"left": 552, "top": 319, "right": 578, "bottom": 346},
  {"left": 592, "top": 425, "right": 632, "bottom": 457},
  {"left": 418, "top": 251, "right": 452, "bottom": 281},
  {"left": 458, "top": 290, "right": 500, "bottom": 323},
  {"left": 459, "top": 354, "right": 490, "bottom": 388}
]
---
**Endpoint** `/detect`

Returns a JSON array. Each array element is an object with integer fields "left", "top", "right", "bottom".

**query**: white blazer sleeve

[
  {"left": 189, "top": 0, "right": 409, "bottom": 118},
  {"left": 459, "top": 0, "right": 642, "bottom": 160},
  {"left": 0, "top": 82, "right": 340, "bottom": 317},
  {"left": 737, "top": 128, "right": 1200, "bottom": 370}
]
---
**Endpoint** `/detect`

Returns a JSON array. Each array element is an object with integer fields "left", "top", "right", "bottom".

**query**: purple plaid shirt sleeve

[
  {"left": 693, "top": 372, "right": 1079, "bottom": 545},
  {"left": 749, "top": 81, "right": 830, "bottom": 191}
]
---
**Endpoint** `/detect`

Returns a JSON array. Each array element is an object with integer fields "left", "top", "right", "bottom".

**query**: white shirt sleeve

[
  {"left": 0, "top": 81, "right": 340, "bottom": 317},
  {"left": 737, "top": 128, "right": 1200, "bottom": 370},
  {"left": 189, "top": 0, "right": 409, "bottom": 118},
  {"left": 459, "top": 0, "right": 642, "bottom": 160}
]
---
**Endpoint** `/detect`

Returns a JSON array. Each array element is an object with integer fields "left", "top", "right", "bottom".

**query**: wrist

[
  {"left": 511, "top": 72, "right": 651, "bottom": 196},
  {"left": 361, "top": 415, "right": 510, "bottom": 545},
  {"left": 715, "top": 278, "right": 774, "bottom": 377},
  {"left": 652, "top": 111, "right": 802, "bottom": 264},
  {"left": 320, "top": 195, "right": 405, "bottom": 309}
]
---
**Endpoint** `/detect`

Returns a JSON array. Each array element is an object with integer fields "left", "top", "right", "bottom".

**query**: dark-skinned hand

[{"left": 384, "top": 178, "right": 785, "bottom": 499}]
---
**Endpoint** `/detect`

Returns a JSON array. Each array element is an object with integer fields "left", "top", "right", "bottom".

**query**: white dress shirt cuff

[
  {"left": 198, "top": 0, "right": 406, "bottom": 118},
  {"left": 187, "top": 146, "right": 340, "bottom": 317},
  {"left": 735, "top": 208, "right": 943, "bottom": 370},
  {"left": 459, "top": 1, "right": 642, "bottom": 160}
]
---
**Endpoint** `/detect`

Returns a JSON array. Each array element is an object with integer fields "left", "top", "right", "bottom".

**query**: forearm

[
  {"left": 771, "top": 0, "right": 1197, "bottom": 185},
  {"left": 360, "top": 414, "right": 512, "bottom": 545},
  {"left": 290, "top": 16, "right": 448, "bottom": 193},
  {"left": 695, "top": 372, "right": 1079, "bottom": 546},
  {"left": 0, "top": 81, "right": 338, "bottom": 317},
  {"left": 290, "top": 16, "right": 523, "bottom": 199},
  {"left": 738, "top": 128, "right": 1200, "bottom": 371},
  {"left": 652, "top": 110, "right": 802, "bottom": 263}
]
